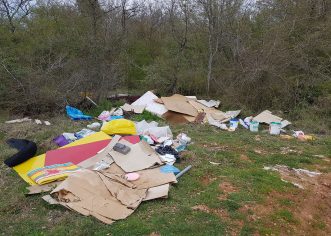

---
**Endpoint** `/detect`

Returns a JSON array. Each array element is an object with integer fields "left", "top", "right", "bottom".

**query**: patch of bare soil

[
  {"left": 218, "top": 182, "right": 237, "bottom": 200},
  {"left": 192, "top": 204, "right": 245, "bottom": 236},
  {"left": 191, "top": 204, "right": 229, "bottom": 219},
  {"left": 200, "top": 175, "right": 217, "bottom": 186},
  {"left": 240, "top": 173, "right": 331, "bottom": 235},
  {"left": 254, "top": 135, "right": 261, "bottom": 141},
  {"left": 240, "top": 154, "right": 251, "bottom": 162},
  {"left": 253, "top": 149, "right": 268, "bottom": 155}
]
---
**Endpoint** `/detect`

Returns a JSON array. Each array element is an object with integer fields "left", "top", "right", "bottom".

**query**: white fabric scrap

[{"left": 159, "top": 154, "right": 176, "bottom": 165}]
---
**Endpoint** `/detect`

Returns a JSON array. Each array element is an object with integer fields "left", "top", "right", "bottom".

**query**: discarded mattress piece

[
  {"left": 131, "top": 91, "right": 168, "bottom": 117},
  {"left": 66, "top": 105, "right": 92, "bottom": 120},
  {"left": 4, "top": 139, "right": 37, "bottom": 167}
]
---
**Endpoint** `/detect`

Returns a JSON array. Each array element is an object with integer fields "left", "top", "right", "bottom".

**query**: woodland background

[{"left": 0, "top": 0, "right": 330, "bottom": 130}]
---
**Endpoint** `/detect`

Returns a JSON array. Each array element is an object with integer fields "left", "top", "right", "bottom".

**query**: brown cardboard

[
  {"left": 194, "top": 112, "right": 206, "bottom": 124},
  {"left": 97, "top": 172, "right": 147, "bottom": 209},
  {"left": 162, "top": 111, "right": 191, "bottom": 124},
  {"left": 50, "top": 169, "right": 140, "bottom": 223},
  {"left": 134, "top": 167, "right": 177, "bottom": 189},
  {"left": 144, "top": 184, "right": 170, "bottom": 201},
  {"left": 46, "top": 165, "right": 176, "bottom": 224},
  {"left": 103, "top": 164, "right": 177, "bottom": 189},
  {"left": 109, "top": 140, "right": 163, "bottom": 172},
  {"left": 121, "top": 103, "right": 145, "bottom": 114},
  {"left": 154, "top": 98, "right": 164, "bottom": 104},
  {"left": 161, "top": 94, "right": 198, "bottom": 117},
  {"left": 26, "top": 181, "right": 61, "bottom": 195},
  {"left": 253, "top": 110, "right": 282, "bottom": 124},
  {"left": 188, "top": 100, "right": 227, "bottom": 122}
]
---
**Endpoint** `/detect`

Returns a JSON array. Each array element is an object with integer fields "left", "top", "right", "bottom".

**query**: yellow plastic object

[
  {"left": 13, "top": 132, "right": 111, "bottom": 185},
  {"left": 101, "top": 119, "right": 136, "bottom": 135}
]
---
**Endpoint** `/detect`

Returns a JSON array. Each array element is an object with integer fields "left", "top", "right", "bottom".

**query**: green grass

[{"left": 0, "top": 112, "right": 330, "bottom": 235}]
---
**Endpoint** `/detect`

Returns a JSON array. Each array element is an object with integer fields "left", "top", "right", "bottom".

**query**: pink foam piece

[{"left": 125, "top": 173, "right": 140, "bottom": 181}]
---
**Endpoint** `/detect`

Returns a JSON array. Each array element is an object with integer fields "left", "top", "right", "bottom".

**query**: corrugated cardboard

[
  {"left": 133, "top": 167, "right": 177, "bottom": 189},
  {"left": 121, "top": 103, "right": 145, "bottom": 114},
  {"left": 97, "top": 172, "right": 147, "bottom": 208},
  {"left": 109, "top": 140, "right": 163, "bottom": 172},
  {"left": 50, "top": 169, "right": 142, "bottom": 223},
  {"left": 253, "top": 110, "right": 283, "bottom": 124},
  {"left": 103, "top": 164, "right": 177, "bottom": 189},
  {"left": 161, "top": 94, "right": 198, "bottom": 117},
  {"left": 144, "top": 184, "right": 170, "bottom": 201},
  {"left": 162, "top": 111, "right": 192, "bottom": 124},
  {"left": 47, "top": 165, "right": 176, "bottom": 224},
  {"left": 26, "top": 181, "right": 61, "bottom": 195}
]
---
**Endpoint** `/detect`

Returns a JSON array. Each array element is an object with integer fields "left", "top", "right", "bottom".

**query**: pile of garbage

[
  {"left": 3, "top": 108, "right": 192, "bottom": 224},
  {"left": 102, "top": 91, "right": 313, "bottom": 139},
  {"left": 3, "top": 90, "right": 316, "bottom": 224}
]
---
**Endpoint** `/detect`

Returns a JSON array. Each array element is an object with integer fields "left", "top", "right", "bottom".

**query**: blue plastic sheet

[
  {"left": 107, "top": 115, "right": 124, "bottom": 121},
  {"left": 160, "top": 164, "right": 180, "bottom": 174},
  {"left": 66, "top": 105, "right": 92, "bottom": 120}
]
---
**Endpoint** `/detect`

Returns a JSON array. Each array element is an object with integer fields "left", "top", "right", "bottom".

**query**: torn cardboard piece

[
  {"left": 26, "top": 181, "right": 61, "bottom": 195},
  {"left": 121, "top": 103, "right": 145, "bottom": 114},
  {"left": 161, "top": 94, "right": 198, "bottom": 117},
  {"left": 109, "top": 140, "right": 163, "bottom": 172},
  {"left": 103, "top": 164, "right": 177, "bottom": 189},
  {"left": 50, "top": 169, "right": 141, "bottom": 223},
  {"left": 144, "top": 184, "right": 170, "bottom": 201},
  {"left": 97, "top": 173, "right": 147, "bottom": 208},
  {"left": 225, "top": 110, "right": 241, "bottom": 119},
  {"left": 47, "top": 166, "right": 176, "bottom": 224},
  {"left": 162, "top": 111, "right": 194, "bottom": 124},
  {"left": 197, "top": 99, "right": 220, "bottom": 108},
  {"left": 253, "top": 110, "right": 283, "bottom": 124},
  {"left": 253, "top": 110, "right": 291, "bottom": 128}
]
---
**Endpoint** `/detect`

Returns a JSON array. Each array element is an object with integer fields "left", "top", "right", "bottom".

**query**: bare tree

[
  {"left": 197, "top": 0, "right": 224, "bottom": 95},
  {"left": 0, "top": 0, "right": 32, "bottom": 32}
]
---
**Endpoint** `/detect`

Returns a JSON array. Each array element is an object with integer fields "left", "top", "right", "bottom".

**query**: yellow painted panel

[{"left": 13, "top": 132, "right": 111, "bottom": 185}]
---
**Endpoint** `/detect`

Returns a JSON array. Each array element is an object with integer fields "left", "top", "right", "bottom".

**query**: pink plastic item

[{"left": 125, "top": 173, "right": 140, "bottom": 181}]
